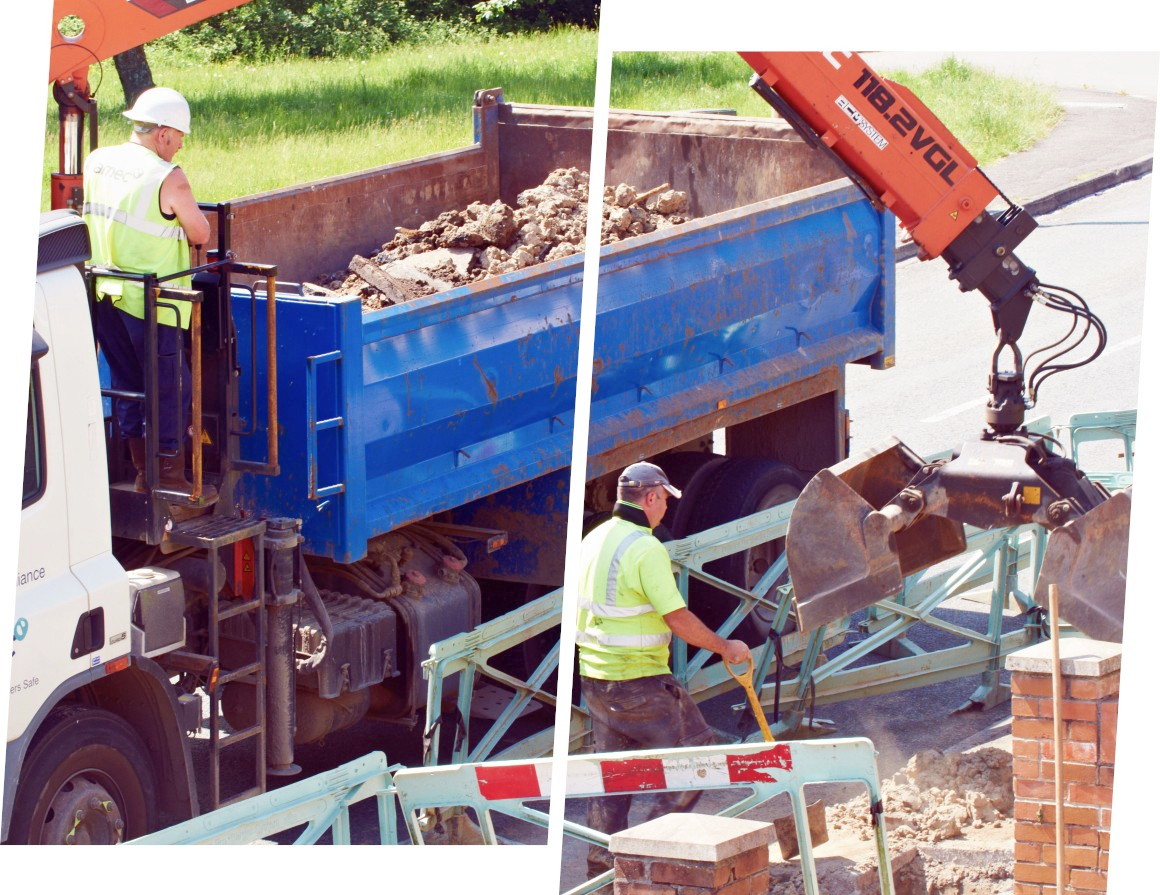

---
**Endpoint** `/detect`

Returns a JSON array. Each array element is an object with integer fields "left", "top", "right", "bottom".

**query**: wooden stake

[{"left": 1049, "top": 583, "right": 1065, "bottom": 893}]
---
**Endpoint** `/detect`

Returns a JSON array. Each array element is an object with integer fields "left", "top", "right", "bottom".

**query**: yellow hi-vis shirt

[
  {"left": 576, "top": 510, "right": 687, "bottom": 681},
  {"left": 83, "top": 141, "right": 193, "bottom": 329}
]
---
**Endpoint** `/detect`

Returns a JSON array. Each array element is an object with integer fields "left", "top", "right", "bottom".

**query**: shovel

[{"left": 726, "top": 654, "right": 775, "bottom": 743}]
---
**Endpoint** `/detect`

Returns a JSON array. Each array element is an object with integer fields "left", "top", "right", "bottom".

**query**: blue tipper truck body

[
  {"left": 220, "top": 90, "right": 893, "bottom": 726},
  {"left": 229, "top": 90, "right": 893, "bottom": 579}
]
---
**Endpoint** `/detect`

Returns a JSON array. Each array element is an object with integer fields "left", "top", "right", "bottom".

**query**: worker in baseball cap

[
  {"left": 83, "top": 85, "right": 213, "bottom": 502},
  {"left": 575, "top": 459, "right": 749, "bottom": 878}
]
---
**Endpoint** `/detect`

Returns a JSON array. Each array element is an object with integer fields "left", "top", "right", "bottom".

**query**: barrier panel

[
  {"left": 127, "top": 752, "right": 401, "bottom": 845},
  {"left": 391, "top": 738, "right": 895, "bottom": 895}
]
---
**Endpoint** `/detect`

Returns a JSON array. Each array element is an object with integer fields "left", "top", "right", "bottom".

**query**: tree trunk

[{"left": 114, "top": 46, "right": 154, "bottom": 107}]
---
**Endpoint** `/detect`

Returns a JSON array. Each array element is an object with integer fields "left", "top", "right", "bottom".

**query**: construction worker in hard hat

[
  {"left": 576, "top": 460, "right": 750, "bottom": 879},
  {"left": 82, "top": 86, "right": 214, "bottom": 502}
]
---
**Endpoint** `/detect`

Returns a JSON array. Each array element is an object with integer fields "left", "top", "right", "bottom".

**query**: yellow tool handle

[{"left": 726, "top": 654, "right": 775, "bottom": 742}]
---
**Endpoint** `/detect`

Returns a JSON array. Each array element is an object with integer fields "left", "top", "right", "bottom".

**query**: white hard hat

[{"left": 123, "top": 87, "right": 192, "bottom": 135}]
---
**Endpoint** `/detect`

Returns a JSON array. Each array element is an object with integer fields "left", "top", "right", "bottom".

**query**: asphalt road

[{"left": 846, "top": 175, "right": 1149, "bottom": 463}]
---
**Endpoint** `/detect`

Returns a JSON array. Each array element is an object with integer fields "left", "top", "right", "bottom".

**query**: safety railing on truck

[{"left": 417, "top": 409, "right": 1135, "bottom": 761}]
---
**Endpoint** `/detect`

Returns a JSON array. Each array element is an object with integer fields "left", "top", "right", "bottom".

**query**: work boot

[
  {"left": 126, "top": 437, "right": 147, "bottom": 493},
  {"left": 158, "top": 448, "right": 218, "bottom": 503}
]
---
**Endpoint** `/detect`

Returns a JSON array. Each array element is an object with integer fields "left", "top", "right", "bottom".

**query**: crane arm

[
  {"left": 50, "top": 0, "right": 252, "bottom": 85},
  {"left": 740, "top": 52, "right": 1128, "bottom": 645}
]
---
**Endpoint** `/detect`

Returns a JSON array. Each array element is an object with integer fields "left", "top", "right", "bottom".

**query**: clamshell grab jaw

[
  {"left": 786, "top": 434, "right": 1130, "bottom": 640},
  {"left": 1034, "top": 487, "right": 1132, "bottom": 644}
]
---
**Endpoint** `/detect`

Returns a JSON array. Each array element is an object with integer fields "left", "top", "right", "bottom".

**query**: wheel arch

[{"left": 3, "top": 656, "right": 197, "bottom": 842}]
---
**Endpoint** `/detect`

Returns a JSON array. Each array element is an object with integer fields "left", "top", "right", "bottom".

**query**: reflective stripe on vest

[
  {"left": 576, "top": 629, "right": 672, "bottom": 648},
  {"left": 81, "top": 200, "right": 187, "bottom": 241}
]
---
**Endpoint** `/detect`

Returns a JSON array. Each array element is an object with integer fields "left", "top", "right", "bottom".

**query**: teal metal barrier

[
  {"left": 391, "top": 739, "right": 894, "bottom": 895},
  {"left": 127, "top": 752, "right": 402, "bottom": 845},
  {"left": 420, "top": 409, "right": 1135, "bottom": 754}
]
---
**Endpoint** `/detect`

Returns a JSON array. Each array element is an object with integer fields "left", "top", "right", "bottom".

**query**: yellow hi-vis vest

[
  {"left": 576, "top": 513, "right": 687, "bottom": 681},
  {"left": 83, "top": 141, "right": 193, "bottom": 329}
]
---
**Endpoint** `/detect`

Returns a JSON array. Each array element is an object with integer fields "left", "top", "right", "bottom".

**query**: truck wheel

[
  {"left": 672, "top": 457, "right": 806, "bottom": 645},
  {"left": 654, "top": 452, "right": 728, "bottom": 532},
  {"left": 8, "top": 706, "right": 158, "bottom": 844}
]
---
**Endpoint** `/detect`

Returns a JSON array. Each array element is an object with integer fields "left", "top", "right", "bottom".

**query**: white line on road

[{"left": 920, "top": 336, "right": 1142, "bottom": 424}]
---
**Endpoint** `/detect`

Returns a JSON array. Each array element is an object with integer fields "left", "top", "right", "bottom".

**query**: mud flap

[
  {"left": 786, "top": 439, "right": 966, "bottom": 632},
  {"left": 1034, "top": 487, "right": 1132, "bottom": 643}
]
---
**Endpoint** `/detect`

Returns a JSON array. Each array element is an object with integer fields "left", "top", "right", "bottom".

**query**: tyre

[
  {"left": 653, "top": 451, "right": 728, "bottom": 533},
  {"left": 7, "top": 705, "right": 159, "bottom": 844},
  {"left": 671, "top": 457, "right": 806, "bottom": 645}
]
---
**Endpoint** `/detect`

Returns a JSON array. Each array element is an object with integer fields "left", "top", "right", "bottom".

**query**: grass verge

[{"left": 43, "top": 44, "right": 1060, "bottom": 207}]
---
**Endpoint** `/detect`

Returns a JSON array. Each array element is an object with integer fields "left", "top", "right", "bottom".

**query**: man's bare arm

[
  {"left": 663, "top": 607, "right": 750, "bottom": 665},
  {"left": 160, "top": 167, "right": 210, "bottom": 246}
]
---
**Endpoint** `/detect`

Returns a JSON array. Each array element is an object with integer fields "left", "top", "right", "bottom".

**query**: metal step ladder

[{"left": 167, "top": 514, "right": 269, "bottom": 810}]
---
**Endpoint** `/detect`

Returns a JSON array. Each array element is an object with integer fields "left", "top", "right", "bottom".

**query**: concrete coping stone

[
  {"left": 1004, "top": 638, "right": 1122, "bottom": 677},
  {"left": 610, "top": 813, "right": 775, "bottom": 863}
]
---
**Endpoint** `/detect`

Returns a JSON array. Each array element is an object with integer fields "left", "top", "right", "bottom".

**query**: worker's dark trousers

[
  {"left": 580, "top": 674, "right": 717, "bottom": 878},
  {"left": 94, "top": 298, "right": 191, "bottom": 454}
]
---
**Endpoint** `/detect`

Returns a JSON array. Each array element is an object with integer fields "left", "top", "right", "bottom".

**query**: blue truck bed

[{"left": 228, "top": 97, "right": 895, "bottom": 574}]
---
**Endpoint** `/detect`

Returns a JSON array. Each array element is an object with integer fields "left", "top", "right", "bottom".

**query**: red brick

[
  {"left": 1013, "top": 884, "right": 1043, "bottom": 895},
  {"left": 1016, "top": 820, "right": 1058, "bottom": 844},
  {"left": 1069, "top": 784, "right": 1114, "bottom": 808},
  {"left": 1100, "top": 702, "right": 1118, "bottom": 765},
  {"left": 1069, "top": 827, "right": 1099, "bottom": 847},
  {"left": 1013, "top": 757, "right": 1041, "bottom": 779},
  {"left": 1061, "top": 699, "right": 1099, "bottom": 721},
  {"left": 1098, "top": 831, "right": 1111, "bottom": 850},
  {"left": 615, "top": 882, "right": 674, "bottom": 895},
  {"left": 616, "top": 858, "right": 648, "bottom": 883},
  {"left": 716, "top": 877, "right": 752, "bottom": 895},
  {"left": 731, "top": 846, "right": 768, "bottom": 879},
  {"left": 1012, "top": 718, "right": 1057, "bottom": 741},
  {"left": 1066, "top": 674, "right": 1118, "bottom": 700},
  {"left": 1098, "top": 850, "right": 1109, "bottom": 871},
  {"left": 1015, "top": 862, "right": 1059, "bottom": 885},
  {"left": 1042, "top": 844, "right": 1099, "bottom": 869},
  {"left": 745, "top": 870, "right": 770, "bottom": 893},
  {"left": 1041, "top": 740, "right": 1097, "bottom": 763},
  {"left": 1097, "top": 766, "right": 1114, "bottom": 787},
  {"left": 1015, "top": 778, "right": 1058, "bottom": 800},
  {"left": 1013, "top": 737, "right": 1041, "bottom": 759},
  {"left": 1015, "top": 841, "right": 1042, "bottom": 863},
  {"left": 1069, "top": 868, "right": 1107, "bottom": 891},
  {"left": 1012, "top": 695, "right": 1043, "bottom": 717},
  {"left": 1011, "top": 673, "right": 1054, "bottom": 697},
  {"left": 1065, "top": 721, "right": 1098, "bottom": 743},
  {"left": 1015, "top": 804, "right": 1100, "bottom": 827},
  {"left": 649, "top": 859, "right": 729, "bottom": 889},
  {"left": 1037, "top": 761, "right": 1097, "bottom": 785},
  {"left": 1098, "top": 807, "right": 1113, "bottom": 830}
]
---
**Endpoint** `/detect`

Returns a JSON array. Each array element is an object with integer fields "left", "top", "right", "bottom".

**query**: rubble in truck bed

[{"left": 306, "top": 168, "right": 692, "bottom": 311}]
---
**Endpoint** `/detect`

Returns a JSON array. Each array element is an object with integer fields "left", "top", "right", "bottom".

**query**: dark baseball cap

[{"left": 618, "top": 461, "right": 682, "bottom": 498}]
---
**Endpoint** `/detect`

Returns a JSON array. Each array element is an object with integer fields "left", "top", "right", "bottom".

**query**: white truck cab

[{"left": 5, "top": 211, "right": 197, "bottom": 843}]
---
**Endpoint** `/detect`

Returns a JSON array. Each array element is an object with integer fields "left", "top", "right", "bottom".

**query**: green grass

[
  {"left": 609, "top": 52, "right": 1063, "bottom": 167},
  {"left": 44, "top": 42, "right": 1062, "bottom": 207},
  {"left": 42, "top": 27, "right": 598, "bottom": 205}
]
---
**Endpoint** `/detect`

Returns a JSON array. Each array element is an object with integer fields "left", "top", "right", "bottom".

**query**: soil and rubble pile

[
  {"left": 769, "top": 747, "right": 1016, "bottom": 895},
  {"left": 309, "top": 167, "right": 692, "bottom": 312},
  {"left": 829, "top": 747, "right": 1014, "bottom": 844}
]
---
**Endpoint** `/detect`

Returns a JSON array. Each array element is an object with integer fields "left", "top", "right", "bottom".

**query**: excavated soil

[
  {"left": 308, "top": 168, "right": 691, "bottom": 311},
  {"left": 769, "top": 747, "right": 1016, "bottom": 895}
]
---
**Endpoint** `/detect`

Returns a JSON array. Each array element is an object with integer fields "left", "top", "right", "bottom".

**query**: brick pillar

[
  {"left": 1007, "top": 639, "right": 1120, "bottom": 895},
  {"left": 609, "top": 813, "right": 775, "bottom": 895}
]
